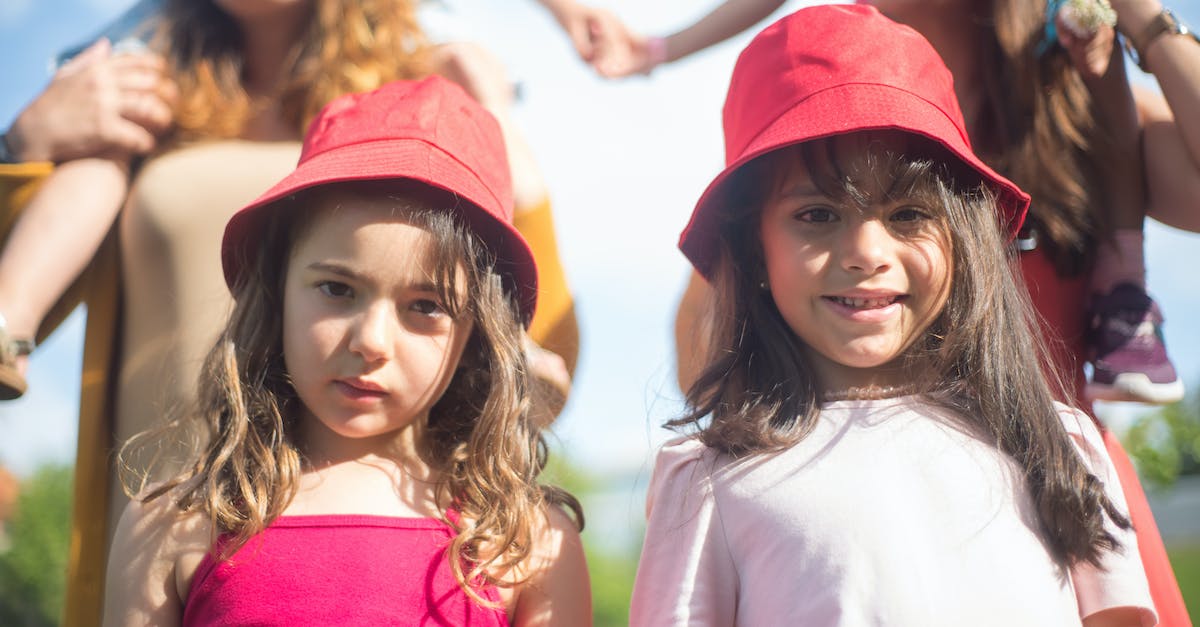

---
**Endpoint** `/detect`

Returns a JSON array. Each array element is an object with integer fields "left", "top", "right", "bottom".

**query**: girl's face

[
  {"left": 758, "top": 134, "right": 952, "bottom": 392},
  {"left": 283, "top": 191, "right": 474, "bottom": 455}
]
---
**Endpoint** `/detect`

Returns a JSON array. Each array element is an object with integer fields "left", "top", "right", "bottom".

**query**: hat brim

[
  {"left": 222, "top": 137, "right": 538, "bottom": 323},
  {"left": 680, "top": 82, "right": 1030, "bottom": 278}
]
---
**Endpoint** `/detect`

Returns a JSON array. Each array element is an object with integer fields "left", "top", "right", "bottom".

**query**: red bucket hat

[
  {"left": 679, "top": 4, "right": 1031, "bottom": 278},
  {"left": 221, "top": 76, "right": 537, "bottom": 323}
]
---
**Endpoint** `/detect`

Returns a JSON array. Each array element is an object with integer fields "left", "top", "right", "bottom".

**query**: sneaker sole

[{"left": 1086, "top": 375, "right": 1185, "bottom": 405}]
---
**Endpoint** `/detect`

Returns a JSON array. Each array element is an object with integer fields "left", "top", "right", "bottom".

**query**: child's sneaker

[{"left": 1086, "top": 283, "right": 1184, "bottom": 404}]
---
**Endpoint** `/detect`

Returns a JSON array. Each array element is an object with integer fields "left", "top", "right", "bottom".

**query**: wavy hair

[
  {"left": 157, "top": 0, "right": 429, "bottom": 141},
  {"left": 122, "top": 181, "right": 582, "bottom": 601},
  {"left": 677, "top": 132, "right": 1128, "bottom": 567},
  {"left": 969, "top": 0, "right": 1123, "bottom": 275}
]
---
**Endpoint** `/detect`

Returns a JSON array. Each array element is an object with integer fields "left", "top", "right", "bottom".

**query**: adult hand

[
  {"left": 591, "top": 31, "right": 654, "bottom": 78},
  {"left": 6, "top": 38, "right": 176, "bottom": 163},
  {"left": 539, "top": 0, "right": 634, "bottom": 66},
  {"left": 1056, "top": 14, "right": 1119, "bottom": 80}
]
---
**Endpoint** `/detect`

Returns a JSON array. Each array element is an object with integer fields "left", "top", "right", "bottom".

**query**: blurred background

[{"left": 1, "top": 1, "right": 1198, "bottom": 624}]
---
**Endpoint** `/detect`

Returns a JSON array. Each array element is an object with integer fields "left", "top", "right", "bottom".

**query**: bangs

[
  {"left": 284, "top": 180, "right": 493, "bottom": 321},
  {"left": 729, "top": 130, "right": 990, "bottom": 222}
]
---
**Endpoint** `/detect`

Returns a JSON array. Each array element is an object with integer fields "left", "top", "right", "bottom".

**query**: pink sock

[{"left": 1091, "top": 229, "right": 1146, "bottom": 293}]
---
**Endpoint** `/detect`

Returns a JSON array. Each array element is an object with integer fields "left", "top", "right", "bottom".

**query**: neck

[
  {"left": 298, "top": 414, "right": 424, "bottom": 470},
  {"left": 236, "top": 11, "right": 309, "bottom": 97}
]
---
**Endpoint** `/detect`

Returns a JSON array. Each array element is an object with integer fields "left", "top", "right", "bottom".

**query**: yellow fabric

[
  {"left": 1, "top": 162, "right": 115, "bottom": 626},
  {"left": 512, "top": 198, "right": 578, "bottom": 375}
]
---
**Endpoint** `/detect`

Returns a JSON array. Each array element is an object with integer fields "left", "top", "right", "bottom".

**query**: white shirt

[{"left": 629, "top": 397, "right": 1156, "bottom": 626}]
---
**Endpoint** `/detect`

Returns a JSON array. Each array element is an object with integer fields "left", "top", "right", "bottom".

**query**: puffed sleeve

[
  {"left": 629, "top": 437, "right": 738, "bottom": 627},
  {"left": 1058, "top": 405, "right": 1158, "bottom": 626}
]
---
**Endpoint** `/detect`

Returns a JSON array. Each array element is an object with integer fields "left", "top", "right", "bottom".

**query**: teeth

[{"left": 835, "top": 296, "right": 896, "bottom": 309}]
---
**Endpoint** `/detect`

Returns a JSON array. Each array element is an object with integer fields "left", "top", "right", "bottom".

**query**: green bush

[
  {"left": 0, "top": 464, "right": 73, "bottom": 627},
  {"left": 1124, "top": 390, "right": 1200, "bottom": 489}
]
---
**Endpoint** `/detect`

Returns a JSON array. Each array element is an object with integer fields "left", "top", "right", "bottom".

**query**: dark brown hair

[
  {"left": 970, "top": 0, "right": 1123, "bottom": 274},
  {"left": 123, "top": 181, "right": 581, "bottom": 600},
  {"left": 677, "top": 131, "right": 1128, "bottom": 567}
]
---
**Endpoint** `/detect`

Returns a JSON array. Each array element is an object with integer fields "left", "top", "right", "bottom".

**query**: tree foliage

[
  {"left": 1124, "top": 388, "right": 1200, "bottom": 489},
  {"left": 0, "top": 463, "right": 72, "bottom": 627}
]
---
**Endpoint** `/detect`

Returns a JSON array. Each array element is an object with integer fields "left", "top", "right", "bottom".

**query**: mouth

[
  {"left": 334, "top": 378, "right": 389, "bottom": 401},
  {"left": 824, "top": 294, "right": 906, "bottom": 310}
]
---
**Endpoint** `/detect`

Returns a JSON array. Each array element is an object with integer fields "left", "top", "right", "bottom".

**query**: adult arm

[
  {"left": 4, "top": 38, "right": 174, "bottom": 164},
  {"left": 593, "top": 0, "right": 788, "bottom": 77},
  {"left": 674, "top": 270, "right": 714, "bottom": 395},
  {"left": 535, "top": 0, "right": 630, "bottom": 64},
  {"left": 1112, "top": 0, "right": 1200, "bottom": 231}
]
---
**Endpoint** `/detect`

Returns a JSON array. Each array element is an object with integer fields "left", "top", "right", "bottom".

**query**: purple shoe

[{"left": 1086, "top": 283, "right": 1185, "bottom": 404}]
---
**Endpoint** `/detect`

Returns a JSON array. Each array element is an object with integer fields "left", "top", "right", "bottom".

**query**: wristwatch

[{"left": 1123, "top": 8, "right": 1200, "bottom": 71}]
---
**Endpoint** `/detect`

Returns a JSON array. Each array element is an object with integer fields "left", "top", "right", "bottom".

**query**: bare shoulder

[
  {"left": 507, "top": 504, "right": 592, "bottom": 627},
  {"left": 103, "top": 486, "right": 211, "bottom": 626}
]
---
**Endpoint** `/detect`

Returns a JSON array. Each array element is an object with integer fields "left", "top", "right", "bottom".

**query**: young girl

[
  {"left": 631, "top": 6, "right": 1155, "bottom": 626},
  {"left": 101, "top": 77, "right": 591, "bottom": 625}
]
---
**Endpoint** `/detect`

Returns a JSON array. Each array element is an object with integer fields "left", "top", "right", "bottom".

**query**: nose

[
  {"left": 839, "top": 219, "right": 893, "bottom": 275},
  {"left": 348, "top": 301, "right": 396, "bottom": 363}
]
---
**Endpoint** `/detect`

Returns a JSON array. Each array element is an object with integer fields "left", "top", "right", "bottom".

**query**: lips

[
  {"left": 825, "top": 295, "right": 905, "bottom": 309},
  {"left": 333, "top": 378, "right": 388, "bottom": 402}
]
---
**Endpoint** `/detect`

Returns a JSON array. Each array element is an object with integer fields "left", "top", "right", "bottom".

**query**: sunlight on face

[
  {"left": 282, "top": 189, "right": 474, "bottom": 458},
  {"left": 758, "top": 132, "right": 953, "bottom": 393}
]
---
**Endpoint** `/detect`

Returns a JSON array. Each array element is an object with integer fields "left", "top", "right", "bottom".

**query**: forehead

[{"left": 289, "top": 188, "right": 440, "bottom": 271}]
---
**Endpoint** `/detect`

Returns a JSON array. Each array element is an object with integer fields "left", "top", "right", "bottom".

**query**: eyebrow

[
  {"left": 773, "top": 182, "right": 826, "bottom": 200},
  {"left": 305, "top": 261, "right": 442, "bottom": 293}
]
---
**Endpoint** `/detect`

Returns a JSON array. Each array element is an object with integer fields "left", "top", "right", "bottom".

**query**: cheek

[
  {"left": 761, "top": 228, "right": 823, "bottom": 287},
  {"left": 909, "top": 239, "right": 953, "bottom": 312},
  {"left": 281, "top": 284, "right": 338, "bottom": 384}
]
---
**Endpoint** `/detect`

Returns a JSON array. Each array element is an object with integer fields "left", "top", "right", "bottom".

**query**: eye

[
  {"left": 410, "top": 298, "right": 448, "bottom": 317},
  {"left": 890, "top": 206, "right": 933, "bottom": 223},
  {"left": 317, "top": 281, "right": 354, "bottom": 299},
  {"left": 794, "top": 206, "right": 838, "bottom": 223}
]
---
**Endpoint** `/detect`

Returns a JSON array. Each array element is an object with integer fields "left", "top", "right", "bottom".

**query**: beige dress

[{"left": 107, "top": 140, "right": 301, "bottom": 526}]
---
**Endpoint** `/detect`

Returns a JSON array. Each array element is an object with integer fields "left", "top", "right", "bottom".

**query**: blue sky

[{"left": 1, "top": 0, "right": 1198, "bottom": 480}]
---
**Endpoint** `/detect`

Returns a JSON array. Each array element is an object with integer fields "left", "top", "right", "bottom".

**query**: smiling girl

[
  {"left": 630, "top": 6, "right": 1154, "bottom": 626},
  {"left": 100, "top": 77, "right": 590, "bottom": 626}
]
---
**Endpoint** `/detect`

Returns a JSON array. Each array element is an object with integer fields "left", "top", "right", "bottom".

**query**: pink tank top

[{"left": 182, "top": 515, "right": 508, "bottom": 626}]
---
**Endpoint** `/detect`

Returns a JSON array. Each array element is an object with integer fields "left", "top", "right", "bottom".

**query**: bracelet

[
  {"left": 645, "top": 36, "right": 669, "bottom": 73},
  {"left": 1123, "top": 8, "right": 1200, "bottom": 71}
]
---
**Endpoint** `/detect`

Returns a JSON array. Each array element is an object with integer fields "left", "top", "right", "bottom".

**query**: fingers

[
  {"left": 1056, "top": 16, "right": 1117, "bottom": 79},
  {"left": 108, "top": 52, "right": 176, "bottom": 139},
  {"left": 104, "top": 118, "right": 158, "bottom": 156},
  {"left": 117, "top": 90, "right": 174, "bottom": 140},
  {"left": 57, "top": 38, "right": 112, "bottom": 76}
]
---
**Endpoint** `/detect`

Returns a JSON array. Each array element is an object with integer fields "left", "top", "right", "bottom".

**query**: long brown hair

[
  {"left": 678, "top": 132, "right": 1128, "bottom": 567},
  {"left": 123, "top": 181, "right": 582, "bottom": 599},
  {"left": 158, "top": 0, "right": 429, "bottom": 141},
  {"left": 971, "top": 0, "right": 1122, "bottom": 274}
]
